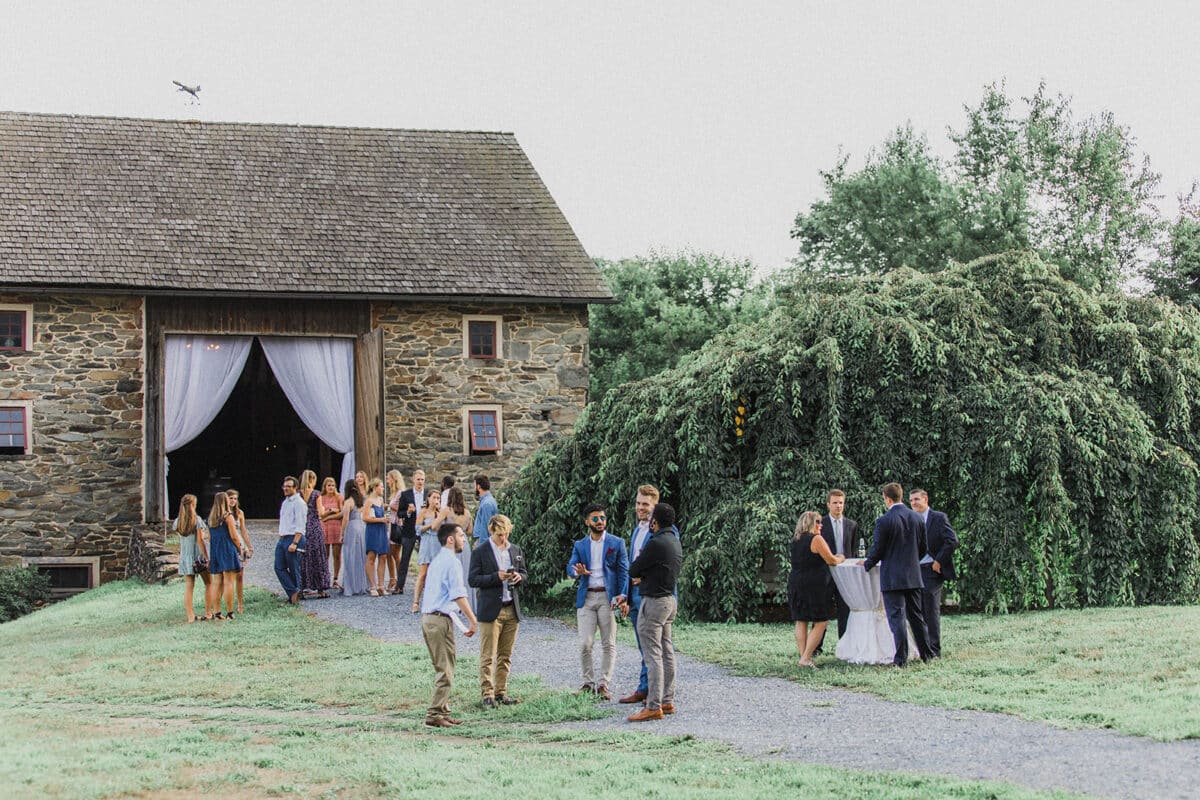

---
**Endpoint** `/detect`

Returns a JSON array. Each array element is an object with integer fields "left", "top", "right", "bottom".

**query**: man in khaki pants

[
  {"left": 420, "top": 523, "right": 478, "bottom": 727},
  {"left": 468, "top": 514, "right": 528, "bottom": 708},
  {"left": 626, "top": 503, "right": 683, "bottom": 722}
]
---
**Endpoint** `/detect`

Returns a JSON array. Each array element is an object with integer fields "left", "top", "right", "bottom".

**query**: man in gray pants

[{"left": 626, "top": 502, "right": 684, "bottom": 722}]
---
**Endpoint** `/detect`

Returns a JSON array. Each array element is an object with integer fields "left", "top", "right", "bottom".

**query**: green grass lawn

[
  {"left": 672, "top": 606, "right": 1200, "bottom": 740},
  {"left": 0, "top": 581, "right": 1084, "bottom": 799}
]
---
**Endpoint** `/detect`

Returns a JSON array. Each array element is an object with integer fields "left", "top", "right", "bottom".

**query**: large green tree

[
  {"left": 792, "top": 84, "right": 1162, "bottom": 289},
  {"left": 587, "top": 251, "right": 765, "bottom": 400},
  {"left": 504, "top": 253, "right": 1200, "bottom": 620}
]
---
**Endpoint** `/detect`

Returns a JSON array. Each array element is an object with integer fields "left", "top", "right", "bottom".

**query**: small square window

[
  {"left": 0, "top": 309, "right": 28, "bottom": 351},
  {"left": 468, "top": 410, "right": 500, "bottom": 454},
  {"left": 0, "top": 406, "right": 29, "bottom": 455},
  {"left": 468, "top": 320, "right": 497, "bottom": 359}
]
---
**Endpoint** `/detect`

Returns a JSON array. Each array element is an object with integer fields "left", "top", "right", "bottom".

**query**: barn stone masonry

[
  {"left": 0, "top": 293, "right": 147, "bottom": 581},
  {"left": 375, "top": 301, "right": 589, "bottom": 486}
]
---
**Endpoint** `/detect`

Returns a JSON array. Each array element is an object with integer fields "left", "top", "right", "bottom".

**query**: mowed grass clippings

[
  {"left": 0, "top": 581, "right": 1084, "bottom": 799},
  {"left": 672, "top": 605, "right": 1200, "bottom": 740}
]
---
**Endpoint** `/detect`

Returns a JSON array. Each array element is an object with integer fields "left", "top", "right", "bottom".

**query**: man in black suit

[
  {"left": 821, "top": 488, "right": 860, "bottom": 640},
  {"left": 468, "top": 513, "right": 527, "bottom": 708},
  {"left": 394, "top": 469, "right": 428, "bottom": 593},
  {"left": 909, "top": 488, "right": 958, "bottom": 658},
  {"left": 863, "top": 482, "right": 933, "bottom": 666}
]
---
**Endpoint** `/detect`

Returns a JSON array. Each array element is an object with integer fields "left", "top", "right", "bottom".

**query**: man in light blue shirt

[
  {"left": 421, "top": 522, "right": 478, "bottom": 727},
  {"left": 472, "top": 474, "right": 498, "bottom": 541},
  {"left": 275, "top": 475, "right": 306, "bottom": 604}
]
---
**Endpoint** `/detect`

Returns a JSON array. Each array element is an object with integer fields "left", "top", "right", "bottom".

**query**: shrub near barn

[{"left": 504, "top": 253, "right": 1200, "bottom": 620}]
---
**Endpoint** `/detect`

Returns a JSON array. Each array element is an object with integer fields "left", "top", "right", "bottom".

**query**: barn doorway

[{"left": 166, "top": 339, "right": 345, "bottom": 519}]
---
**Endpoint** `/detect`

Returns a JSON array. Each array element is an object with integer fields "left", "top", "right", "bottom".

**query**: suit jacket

[
  {"left": 821, "top": 515, "right": 860, "bottom": 558},
  {"left": 567, "top": 533, "right": 629, "bottom": 608},
  {"left": 397, "top": 488, "right": 427, "bottom": 539},
  {"left": 923, "top": 509, "right": 959, "bottom": 580},
  {"left": 468, "top": 539, "right": 527, "bottom": 622},
  {"left": 864, "top": 503, "right": 927, "bottom": 591}
]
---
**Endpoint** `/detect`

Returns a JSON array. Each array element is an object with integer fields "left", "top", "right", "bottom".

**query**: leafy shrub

[
  {"left": 0, "top": 566, "right": 52, "bottom": 623},
  {"left": 502, "top": 253, "right": 1200, "bottom": 620}
]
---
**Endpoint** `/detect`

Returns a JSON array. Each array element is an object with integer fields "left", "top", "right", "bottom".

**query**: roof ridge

[{"left": 0, "top": 109, "right": 516, "bottom": 138}]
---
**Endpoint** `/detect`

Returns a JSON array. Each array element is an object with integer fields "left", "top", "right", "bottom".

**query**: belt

[
  {"left": 501, "top": 600, "right": 514, "bottom": 607},
  {"left": 587, "top": 587, "right": 606, "bottom": 593},
  {"left": 425, "top": 611, "right": 450, "bottom": 618}
]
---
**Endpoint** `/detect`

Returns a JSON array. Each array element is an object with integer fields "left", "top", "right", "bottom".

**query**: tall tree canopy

[
  {"left": 791, "top": 84, "right": 1162, "bottom": 290},
  {"left": 587, "top": 251, "right": 764, "bottom": 400},
  {"left": 504, "top": 253, "right": 1200, "bottom": 620}
]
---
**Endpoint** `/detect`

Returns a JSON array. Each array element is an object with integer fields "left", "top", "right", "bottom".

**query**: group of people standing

[
  {"left": 787, "top": 484, "right": 959, "bottom": 668},
  {"left": 174, "top": 488, "right": 251, "bottom": 621}
]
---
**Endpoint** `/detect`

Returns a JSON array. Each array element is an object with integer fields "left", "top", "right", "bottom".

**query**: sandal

[
  {"left": 369, "top": 588, "right": 380, "bottom": 597},
  {"left": 226, "top": 612, "right": 236, "bottom": 621},
  {"left": 316, "top": 591, "right": 330, "bottom": 599},
  {"left": 213, "top": 612, "right": 225, "bottom": 620}
]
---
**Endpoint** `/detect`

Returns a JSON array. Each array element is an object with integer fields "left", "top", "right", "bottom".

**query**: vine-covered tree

[
  {"left": 587, "top": 251, "right": 764, "bottom": 401},
  {"left": 792, "top": 83, "right": 1163, "bottom": 290},
  {"left": 503, "top": 253, "right": 1200, "bottom": 620}
]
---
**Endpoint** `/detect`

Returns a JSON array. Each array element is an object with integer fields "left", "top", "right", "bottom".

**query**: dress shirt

[
  {"left": 278, "top": 494, "right": 306, "bottom": 538},
  {"left": 489, "top": 538, "right": 513, "bottom": 603},
  {"left": 631, "top": 521, "right": 651, "bottom": 561},
  {"left": 919, "top": 509, "right": 934, "bottom": 565},
  {"left": 421, "top": 547, "right": 468, "bottom": 615},
  {"left": 473, "top": 492, "right": 498, "bottom": 540},
  {"left": 588, "top": 536, "right": 606, "bottom": 589}
]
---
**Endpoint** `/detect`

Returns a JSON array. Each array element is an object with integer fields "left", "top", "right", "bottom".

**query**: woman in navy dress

[
  {"left": 339, "top": 481, "right": 369, "bottom": 596},
  {"left": 207, "top": 491, "right": 246, "bottom": 620},
  {"left": 788, "top": 511, "right": 844, "bottom": 668},
  {"left": 363, "top": 478, "right": 390, "bottom": 596},
  {"left": 298, "top": 469, "right": 333, "bottom": 598}
]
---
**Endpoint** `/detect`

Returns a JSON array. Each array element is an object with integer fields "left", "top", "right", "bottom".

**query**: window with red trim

[
  {"left": 468, "top": 410, "right": 500, "bottom": 454},
  {"left": 0, "top": 310, "right": 27, "bottom": 351},
  {"left": 0, "top": 406, "right": 28, "bottom": 455},
  {"left": 467, "top": 319, "right": 498, "bottom": 359}
]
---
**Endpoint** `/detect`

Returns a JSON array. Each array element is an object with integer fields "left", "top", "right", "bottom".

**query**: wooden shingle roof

[{"left": 0, "top": 111, "right": 610, "bottom": 302}]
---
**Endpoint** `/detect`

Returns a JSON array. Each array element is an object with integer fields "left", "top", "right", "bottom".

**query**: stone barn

[{"left": 0, "top": 111, "right": 609, "bottom": 592}]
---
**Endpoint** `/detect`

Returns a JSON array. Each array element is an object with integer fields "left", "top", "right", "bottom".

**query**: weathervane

[{"left": 172, "top": 80, "right": 201, "bottom": 104}]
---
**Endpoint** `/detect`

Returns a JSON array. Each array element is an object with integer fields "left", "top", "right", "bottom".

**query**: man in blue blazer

[
  {"left": 909, "top": 488, "right": 959, "bottom": 658},
  {"left": 863, "top": 482, "right": 934, "bottom": 666},
  {"left": 567, "top": 503, "right": 629, "bottom": 700}
]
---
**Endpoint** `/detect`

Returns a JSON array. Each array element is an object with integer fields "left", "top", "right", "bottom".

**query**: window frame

[
  {"left": 0, "top": 304, "right": 33, "bottom": 353},
  {"left": 462, "top": 315, "right": 504, "bottom": 361},
  {"left": 21, "top": 556, "right": 100, "bottom": 598},
  {"left": 0, "top": 401, "right": 31, "bottom": 455},
  {"left": 462, "top": 405, "right": 503, "bottom": 456}
]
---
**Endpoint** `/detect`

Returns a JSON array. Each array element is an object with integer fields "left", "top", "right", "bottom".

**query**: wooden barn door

[{"left": 354, "top": 328, "right": 385, "bottom": 482}]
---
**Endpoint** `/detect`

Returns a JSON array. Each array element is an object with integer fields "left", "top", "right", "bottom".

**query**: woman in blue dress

[
  {"left": 409, "top": 490, "right": 443, "bottom": 613},
  {"left": 363, "top": 478, "right": 390, "bottom": 597},
  {"left": 207, "top": 491, "right": 247, "bottom": 620},
  {"left": 339, "top": 480, "right": 369, "bottom": 597}
]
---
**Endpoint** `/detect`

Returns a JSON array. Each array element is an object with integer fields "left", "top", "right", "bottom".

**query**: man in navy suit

[
  {"left": 863, "top": 482, "right": 933, "bottom": 666},
  {"left": 567, "top": 503, "right": 629, "bottom": 700},
  {"left": 909, "top": 488, "right": 959, "bottom": 658}
]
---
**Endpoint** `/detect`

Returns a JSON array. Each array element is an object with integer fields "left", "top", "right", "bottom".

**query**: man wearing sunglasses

[{"left": 567, "top": 503, "right": 629, "bottom": 700}]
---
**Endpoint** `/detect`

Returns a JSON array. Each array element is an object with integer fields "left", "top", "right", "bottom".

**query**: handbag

[
  {"left": 194, "top": 556, "right": 209, "bottom": 573},
  {"left": 390, "top": 522, "right": 404, "bottom": 545}
]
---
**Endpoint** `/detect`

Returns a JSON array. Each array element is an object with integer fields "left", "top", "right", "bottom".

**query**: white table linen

[{"left": 830, "top": 559, "right": 917, "bottom": 665}]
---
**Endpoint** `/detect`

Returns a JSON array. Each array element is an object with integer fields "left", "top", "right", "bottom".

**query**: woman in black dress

[{"left": 788, "top": 510, "right": 844, "bottom": 668}]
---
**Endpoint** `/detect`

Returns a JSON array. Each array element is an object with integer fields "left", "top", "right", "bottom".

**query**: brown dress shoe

[
  {"left": 424, "top": 718, "right": 454, "bottom": 728},
  {"left": 446, "top": 718, "right": 464, "bottom": 725},
  {"left": 596, "top": 685, "right": 613, "bottom": 701},
  {"left": 618, "top": 690, "right": 648, "bottom": 704},
  {"left": 575, "top": 683, "right": 595, "bottom": 695},
  {"left": 661, "top": 703, "right": 675, "bottom": 715},
  {"left": 626, "top": 707, "right": 664, "bottom": 722}
]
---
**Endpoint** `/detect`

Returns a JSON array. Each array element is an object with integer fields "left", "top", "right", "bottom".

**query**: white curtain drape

[
  {"left": 165, "top": 335, "right": 254, "bottom": 453},
  {"left": 260, "top": 336, "right": 356, "bottom": 491}
]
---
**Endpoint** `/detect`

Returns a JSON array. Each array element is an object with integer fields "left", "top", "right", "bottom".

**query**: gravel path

[{"left": 243, "top": 524, "right": 1199, "bottom": 800}]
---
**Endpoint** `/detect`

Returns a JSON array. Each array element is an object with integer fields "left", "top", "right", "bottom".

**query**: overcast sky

[{"left": 3, "top": 2, "right": 1197, "bottom": 272}]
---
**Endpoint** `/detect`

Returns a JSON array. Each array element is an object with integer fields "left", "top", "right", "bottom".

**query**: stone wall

[
  {"left": 374, "top": 301, "right": 588, "bottom": 492},
  {"left": 0, "top": 293, "right": 144, "bottom": 582}
]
